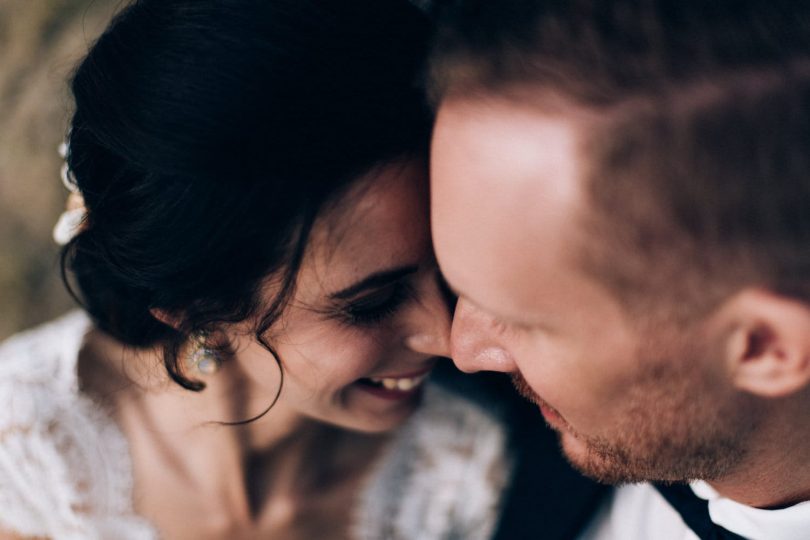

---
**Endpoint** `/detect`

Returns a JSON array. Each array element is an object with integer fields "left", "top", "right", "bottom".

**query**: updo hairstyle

[{"left": 61, "top": 0, "right": 432, "bottom": 390}]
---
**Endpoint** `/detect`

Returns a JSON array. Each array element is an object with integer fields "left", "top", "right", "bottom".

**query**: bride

[{"left": 0, "top": 0, "right": 511, "bottom": 538}]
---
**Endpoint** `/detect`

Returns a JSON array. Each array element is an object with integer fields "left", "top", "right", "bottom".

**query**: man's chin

[{"left": 557, "top": 430, "right": 644, "bottom": 485}]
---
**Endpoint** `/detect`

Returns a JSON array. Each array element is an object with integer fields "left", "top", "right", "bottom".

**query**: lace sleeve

[
  {"left": 0, "top": 315, "right": 158, "bottom": 540},
  {"left": 0, "top": 378, "right": 92, "bottom": 538}
]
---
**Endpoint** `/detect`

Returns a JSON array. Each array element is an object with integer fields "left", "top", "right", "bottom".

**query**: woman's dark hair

[{"left": 62, "top": 0, "right": 432, "bottom": 391}]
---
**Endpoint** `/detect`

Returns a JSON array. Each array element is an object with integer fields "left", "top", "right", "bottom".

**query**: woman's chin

[{"left": 337, "top": 383, "right": 426, "bottom": 433}]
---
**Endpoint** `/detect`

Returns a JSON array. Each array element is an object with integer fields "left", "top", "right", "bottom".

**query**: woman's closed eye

[{"left": 336, "top": 281, "right": 415, "bottom": 326}]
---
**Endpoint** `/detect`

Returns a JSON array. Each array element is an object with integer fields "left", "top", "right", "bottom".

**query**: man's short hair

[{"left": 431, "top": 0, "right": 810, "bottom": 321}]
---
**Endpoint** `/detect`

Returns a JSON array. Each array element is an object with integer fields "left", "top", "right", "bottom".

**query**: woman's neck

[
  {"left": 77, "top": 327, "right": 389, "bottom": 536},
  {"left": 78, "top": 326, "right": 307, "bottom": 448}
]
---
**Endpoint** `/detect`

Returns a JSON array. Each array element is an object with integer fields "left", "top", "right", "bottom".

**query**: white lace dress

[{"left": 0, "top": 312, "right": 512, "bottom": 539}]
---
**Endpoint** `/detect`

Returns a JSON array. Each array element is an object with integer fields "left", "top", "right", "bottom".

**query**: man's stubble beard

[{"left": 511, "top": 330, "right": 760, "bottom": 485}]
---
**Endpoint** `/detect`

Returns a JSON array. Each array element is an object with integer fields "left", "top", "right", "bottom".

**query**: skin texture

[
  {"left": 76, "top": 159, "right": 452, "bottom": 538},
  {"left": 430, "top": 95, "right": 810, "bottom": 507}
]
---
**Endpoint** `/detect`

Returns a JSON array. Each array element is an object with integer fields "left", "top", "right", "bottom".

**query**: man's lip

[{"left": 538, "top": 402, "right": 567, "bottom": 429}]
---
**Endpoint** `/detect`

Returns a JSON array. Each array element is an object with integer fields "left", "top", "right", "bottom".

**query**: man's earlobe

[{"left": 719, "top": 289, "right": 810, "bottom": 398}]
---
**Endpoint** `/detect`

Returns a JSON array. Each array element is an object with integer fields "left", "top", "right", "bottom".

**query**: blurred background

[{"left": 0, "top": 0, "right": 118, "bottom": 339}]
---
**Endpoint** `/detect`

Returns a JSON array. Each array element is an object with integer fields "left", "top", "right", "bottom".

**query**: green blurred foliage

[{"left": 0, "top": 0, "right": 118, "bottom": 339}]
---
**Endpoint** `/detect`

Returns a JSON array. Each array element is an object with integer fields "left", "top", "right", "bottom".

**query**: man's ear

[{"left": 715, "top": 288, "right": 810, "bottom": 398}]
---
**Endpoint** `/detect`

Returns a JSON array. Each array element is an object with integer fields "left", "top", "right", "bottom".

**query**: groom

[{"left": 430, "top": 0, "right": 810, "bottom": 538}]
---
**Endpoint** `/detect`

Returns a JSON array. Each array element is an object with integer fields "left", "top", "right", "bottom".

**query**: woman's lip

[
  {"left": 365, "top": 367, "right": 432, "bottom": 380},
  {"left": 354, "top": 383, "right": 424, "bottom": 401}
]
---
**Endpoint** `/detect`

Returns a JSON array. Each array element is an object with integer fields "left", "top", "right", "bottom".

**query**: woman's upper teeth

[{"left": 368, "top": 374, "right": 427, "bottom": 391}]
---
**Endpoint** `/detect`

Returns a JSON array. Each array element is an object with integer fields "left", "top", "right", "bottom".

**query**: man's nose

[{"left": 450, "top": 298, "right": 517, "bottom": 373}]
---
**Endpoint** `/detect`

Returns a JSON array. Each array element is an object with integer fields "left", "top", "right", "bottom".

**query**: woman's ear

[
  {"left": 716, "top": 288, "right": 810, "bottom": 398},
  {"left": 149, "top": 308, "right": 182, "bottom": 330}
]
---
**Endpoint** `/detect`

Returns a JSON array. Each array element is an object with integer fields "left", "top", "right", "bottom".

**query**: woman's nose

[
  {"left": 403, "top": 275, "right": 452, "bottom": 358},
  {"left": 450, "top": 298, "right": 516, "bottom": 374}
]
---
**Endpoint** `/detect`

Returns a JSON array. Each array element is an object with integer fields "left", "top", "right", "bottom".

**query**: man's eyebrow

[
  {"left": 445, "top": 277, "right": 540, "bottom": 329},
  {"left": 329, "top": 265, "right": 419, "bottom": 300},
  {"left": 439, "top": 274, "right": 466, "bottom": 303},
  {"left": 444, "top": 280, "right": 463, "bottom": 299}
]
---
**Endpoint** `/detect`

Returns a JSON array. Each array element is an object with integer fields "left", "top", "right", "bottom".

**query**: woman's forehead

[{"left": 297, "top": 159, "right": 429, "bottom": 296}]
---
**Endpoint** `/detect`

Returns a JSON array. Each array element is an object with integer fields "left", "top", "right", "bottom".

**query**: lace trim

[{"left": 352, "top": 384, "right": 513, "bottom": 540}]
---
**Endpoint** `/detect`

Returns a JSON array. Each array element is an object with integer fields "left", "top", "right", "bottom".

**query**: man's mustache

[{"left": 511, "top": 371, "right": 543, "bottom": 407}]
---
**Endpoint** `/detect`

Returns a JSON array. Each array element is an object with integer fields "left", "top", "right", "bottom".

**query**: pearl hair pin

[{"left": 53, "top": 139, "right": 87, "bottom": 246}]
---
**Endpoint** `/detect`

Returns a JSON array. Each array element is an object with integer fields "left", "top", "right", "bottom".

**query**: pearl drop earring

[{"left": 186, "top": 332, "right": 222, "bottom": 375}]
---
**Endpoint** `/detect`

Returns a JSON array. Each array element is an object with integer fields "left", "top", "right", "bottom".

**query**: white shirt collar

[{"left": 691, "top": 480, "right": 810, "bottom": 540}]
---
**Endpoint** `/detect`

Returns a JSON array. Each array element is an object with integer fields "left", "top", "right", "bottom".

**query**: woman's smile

[{"left": 355, "top": 365, "right": 435, "bottom": 400}]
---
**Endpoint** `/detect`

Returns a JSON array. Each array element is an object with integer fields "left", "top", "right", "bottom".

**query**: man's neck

[
  {"left": 706, "top": 407, "right": 810, "bottom": 509},
  {"left": 708, "top": 469, "right": 810, "bottom": 509}
]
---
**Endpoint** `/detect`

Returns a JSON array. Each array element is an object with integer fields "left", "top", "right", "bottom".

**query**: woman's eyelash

[{"left": 338, "top": 282, "right": 414, "bottom": 326}]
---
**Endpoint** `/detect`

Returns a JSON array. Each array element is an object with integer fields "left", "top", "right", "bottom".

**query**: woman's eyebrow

[{"left": 329, "top": 265, "right": 419, "bottom": 300}]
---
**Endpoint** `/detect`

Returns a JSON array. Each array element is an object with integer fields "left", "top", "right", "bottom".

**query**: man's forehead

[
  {"left": 432, "top": 96, "right": 583, "bottom": 213},
  {"left": 430, "top": 96, "right": 588, "bottom": 320}
]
